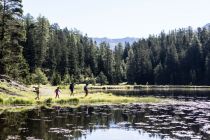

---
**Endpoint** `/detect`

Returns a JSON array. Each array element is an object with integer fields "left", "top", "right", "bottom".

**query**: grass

[
  {"left": 43, "top": 98, "right": 53, "bottom": 104},
  {"left": 4, "top": 97, "right": 33, "bottom": 105},
  {"left": 55, "top": 98, "right": 79, "bottom": 105},
  {"left": 0, "top": 82, "right": 162, "bottom": 112},
  {"left": 78, "top": 93, "right": 159, "bottom": 104},
  {"left": 0, "top": 92, "right": 160, "bottom": 106},
  {"left": 0, "top": 97, "right": 3, "bottom": 104},
  {"left": 0, "top": 82, "right": 36, "bottom": 105},
  {"left": 0, "top": 106, "right": 38, "bottom": 114}
]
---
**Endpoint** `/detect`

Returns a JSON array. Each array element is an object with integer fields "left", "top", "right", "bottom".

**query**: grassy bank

[{"left": 0, "top": 82, "right": 161, "bottom": 110}]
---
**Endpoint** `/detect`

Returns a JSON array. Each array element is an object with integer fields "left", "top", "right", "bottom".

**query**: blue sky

[{"left": 22, "top": 0, "right": 210, "bottom": 38}]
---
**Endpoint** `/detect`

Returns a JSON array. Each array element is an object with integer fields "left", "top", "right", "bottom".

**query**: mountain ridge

[
  {"left": 93, "top": 37, "right": 139, "bottom": 49},
  {"left": 204, "top": 23, "right": 210, "bottom": 29}
]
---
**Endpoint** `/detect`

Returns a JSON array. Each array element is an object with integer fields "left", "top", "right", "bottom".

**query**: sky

[{"left": 22, "top": 0, "right": 210, "bottom": 38}]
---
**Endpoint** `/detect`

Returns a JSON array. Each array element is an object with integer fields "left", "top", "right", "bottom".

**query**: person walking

[
  {"left": 55, "top": 87, "right": 61, "bottom": 99},
  {"left": 69, "top": 83, "right": 74, "bottom": 96},
  {"left": 34, "top": 86, "right": 40, "bottom": 100},
  {"left": 84, "top": 83, "right": 89, "bottom": 96}
]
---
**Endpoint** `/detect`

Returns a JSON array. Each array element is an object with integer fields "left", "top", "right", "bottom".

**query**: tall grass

[
  {"left": 56, "top": 98, "right": 79, "bottom": 105},
  {"left": 4, "top": 97, "right": 33, "bottom": 105},
  {"left": 78, "top": 93, "right": 160, "bottom": 104},
  {"left": 43, "top": 98, "right": 53, "bottom": 104},
  {"left": 0, "top": 97, "right": 3, "bottom": 104},
  {"left": 0, "top": 81, "right": 162, "bottom": 108}
]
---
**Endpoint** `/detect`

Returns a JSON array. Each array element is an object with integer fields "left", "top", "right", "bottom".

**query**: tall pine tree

[{"left": 0, "top": 0, "right": 29, "bottom": 81}]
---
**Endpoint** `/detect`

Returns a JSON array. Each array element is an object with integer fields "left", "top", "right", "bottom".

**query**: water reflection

[
  {"left": 0, "top": 105, "right": 165, "bottom": 140},
  {"left": 1, "top": 102, "right": 210, "bottom": 140},
  {"left": 82, "top": 129, "right": 160, "bottom": 140},
  {"left": 105, "top": 89, "right": 210, "bottom": 101}
]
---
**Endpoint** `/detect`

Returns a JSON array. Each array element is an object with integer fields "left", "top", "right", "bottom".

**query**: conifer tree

[
  {"left": 0, "top": 0, "right": 29, "bottom": 81},
  {"left": 33, "top": 16, "right": 50, "bottom": 68}
]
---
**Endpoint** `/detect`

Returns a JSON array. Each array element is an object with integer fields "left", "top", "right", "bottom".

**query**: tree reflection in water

[{"left": 0, "top": 102, "right": 210, "bottom": 140}]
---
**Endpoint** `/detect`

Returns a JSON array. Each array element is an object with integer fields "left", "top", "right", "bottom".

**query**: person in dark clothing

[
  {"left": 84, "top": 83, "right": 89, "bottom": 96},
  {"left": 69, "top": 83, "right": 74, "bottom": 96},
  {"left": 34, "top": 86, "right": 40, "bottom": 100},
  {"left": 55, "top": 87, "right": 61, "bottom": 99}
]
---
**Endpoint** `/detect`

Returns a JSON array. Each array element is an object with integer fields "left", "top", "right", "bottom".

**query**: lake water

[
  {"left": 1, "top": 89, "right": 210, "bottom": 140},
  {"left": 103, "top": 88, "right": 210, "bottom": 101}
]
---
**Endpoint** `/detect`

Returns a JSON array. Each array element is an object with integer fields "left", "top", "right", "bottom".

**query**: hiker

[
  {"left": 34, "top": 86, "right": 40, "bottom": 100},
  {"left": 69, "top": 83, "right": 74, "bottom": 96},
  {"left": 84, "top": 83, "right": 89, "bottom": 96},
  {"left": 55, "top": 87, "right": 61, "bottom": 99}
]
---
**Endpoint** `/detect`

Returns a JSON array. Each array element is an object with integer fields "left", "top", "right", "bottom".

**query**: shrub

[
  {"left": 5, "top": 97, "right": 32, "bottom": 105},
  {"left": 59, "top": 85, "right": 66, "bottom": 89},
  {"left": 68, "top": 98, "right": 79, "bottom": 104},
  {"left": 56, "top": 99, "right": 66, "bottom": 104},
  {"left": 51, "top": 71, "right": 61, "bottom": 86},
  {"left": 96, "top": 72, "right": 108, "bottom": 85},
  {"left": 0, "top": 97, "right": 3, "bottom": 104},
  {"left": 87, "top": 74, "right": 96, "bottom": 85},
  {"left": 56, "top": 98, "right": 79, "bottom": 105},
  {"left": 62, "top": 74, "right": 71, "bottom": 85},
  {"left": 32, "top": 68, "right": 48, "bottom": 85},
  {"left": 44, "top": 98, "right": 53, "bottom": 104}
]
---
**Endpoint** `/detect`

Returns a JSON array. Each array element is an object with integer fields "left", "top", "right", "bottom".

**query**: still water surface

[
  {"left": 1, "top": 89, "right": 210, "bottom": 140},
  {"left": 105, "top": 89, "right": 210, "bottom": 101}
]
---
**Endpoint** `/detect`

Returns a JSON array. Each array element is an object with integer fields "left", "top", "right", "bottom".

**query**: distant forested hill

[{"left": 93, "top": 37, "right": 138, "bottom": 49}]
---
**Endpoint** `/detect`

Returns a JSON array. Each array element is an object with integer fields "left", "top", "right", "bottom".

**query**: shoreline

[
  {"left": 0, "top": 99, "right": 204, "bottom": 114},
  {"left": 0, "top": 92, "right": 161, "bottom": 112},
  {"left": 90, "top": 85, "right": 210, "bottom": 90}
]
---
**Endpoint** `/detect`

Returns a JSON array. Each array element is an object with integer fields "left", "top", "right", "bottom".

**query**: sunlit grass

[
  {"left": 0, "top": 82, "right": 161, "bottom": 109},
  {"left": 78, "top": 93, "right": 160, "bottom": 104},
  {"left": 0, "top": 105, "right": 36, "bottom": 114}
]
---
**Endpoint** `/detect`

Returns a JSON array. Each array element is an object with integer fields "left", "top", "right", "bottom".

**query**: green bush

[
  {"left": 68, "top": 98, "right": 79, "bottom": 104},
  {"left": 5, "top": 97, "right": 14, "bottom": 105},
  {"left": 96, "top": 72, "right": 108, "bottom": 85},
  {"left": 56, "top": 98, "right": 79, "bottom": 105},
  {"left": 87, "top": 74, "right": 96, "bottom": 85},
  {"left": 44, "top": 98, "right": 53, "bottom": 104},
  {"left": 59, "top": 85, "right": 67, "bottom": 89},
  {"left": 13, "top": 99, "right": 32, "bottom": 105},
  {"left": 5, "top": 97, "right": 32, "bottom": 105},
  {"left": 51, "top": 71, "right": 61, "bottom": 86},
  {"left": 32, "top": 68, "right": 48, "bottom": 85},
  {"left": 62, "top": 74, "right": 71, "bottom": 85},
  {"left": 0, "top": 97, "right": 3, "bottom": 104},
  {"left": 56, "top": 99, "right": 65, "bottom": 104},
  {"left": 79, "top": 75, "right": 85, "bottom": 83}
]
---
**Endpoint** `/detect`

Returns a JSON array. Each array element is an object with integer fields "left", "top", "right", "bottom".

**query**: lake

[
  {"left": 102, "top": 88, "right": 210, "bottom": 101},
  {"left": 1, "top": 89, "right": 210, "bottom": 140}
]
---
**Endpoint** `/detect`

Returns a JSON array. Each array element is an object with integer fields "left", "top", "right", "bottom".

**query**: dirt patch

[
  {"left": 0, "top": 87, "right": 23, "bottom": 96},
  {"left": 0, "top": 75, "right": 31, "bottom": 92}
]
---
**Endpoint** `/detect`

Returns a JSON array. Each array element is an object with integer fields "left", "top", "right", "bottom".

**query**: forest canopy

[{"left": 1, "top": 0, "right": 210, "bottom": 85}]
